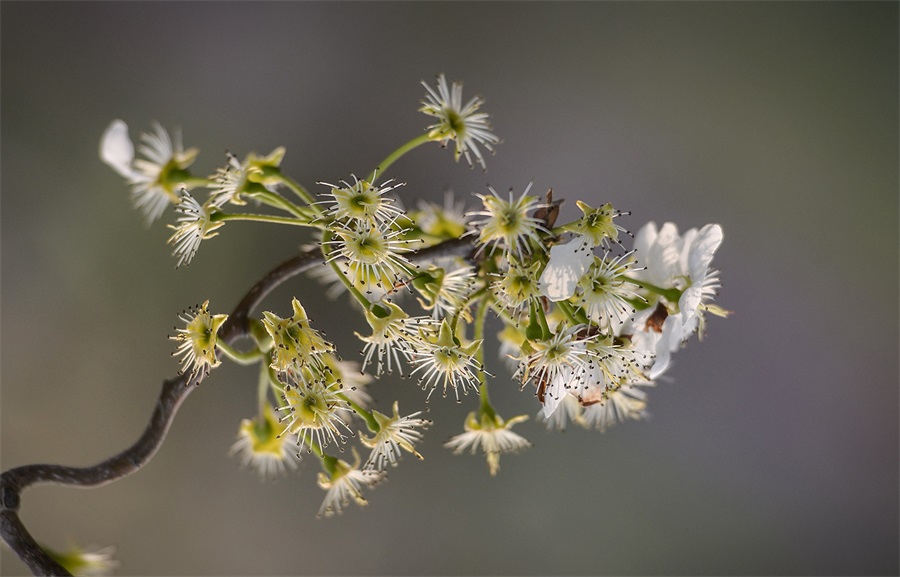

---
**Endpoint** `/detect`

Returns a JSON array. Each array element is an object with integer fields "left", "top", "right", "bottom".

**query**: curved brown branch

[{"left": 0, "top": 237, "right": 474, "bottom": 575}]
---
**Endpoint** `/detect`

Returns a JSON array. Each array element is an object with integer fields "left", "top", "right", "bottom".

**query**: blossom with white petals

[
  {"left": 420, "top": 73, "right": 500, "bottom": 170},
  {"left": 100, "top": 120, "right": 198, "bottom": 224}
]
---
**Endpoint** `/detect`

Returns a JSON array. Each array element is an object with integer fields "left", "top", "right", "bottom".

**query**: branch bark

[{"left": 1, "top": 238, "right": 474, "bottom": 575}]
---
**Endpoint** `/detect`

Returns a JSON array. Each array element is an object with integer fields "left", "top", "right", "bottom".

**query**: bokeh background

[{"left": 2, "top": 2, "right": 897, "bottom": 576}]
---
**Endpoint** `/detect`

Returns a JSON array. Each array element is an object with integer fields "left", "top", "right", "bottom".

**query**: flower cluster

[{"left": 102, "top": 73, "right": 728, "bottom": 521}]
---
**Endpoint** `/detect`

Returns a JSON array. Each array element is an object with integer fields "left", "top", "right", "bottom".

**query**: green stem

[
  {"left": 342, "top": 396, "right": 379, "bottom": 433},
  {"left": 623, "top": 275, "right": 682, "bottom": 303},
  {"left": 320, "top": 229, "right": 375, "bottom": 311},
  {"left": 368, "top": 133, "right": 433, "bottom": 181},
  {"left": 217, "top": 341, "right": 264, "bottom": 365},
  {"left": 252, "top": 190, "right": 310, "bottom": 221},
  {"left": 556, "top": 300, "right": 586, "bottom": 326},
  {"left": 256, "top": 363, "right": 270, "bottom": 421},
  {"left": 277, "top": 173, "right": 318, "bottom": 209},
  {"left": 211, "top": 212, "right": 317, "bottom": 228}
]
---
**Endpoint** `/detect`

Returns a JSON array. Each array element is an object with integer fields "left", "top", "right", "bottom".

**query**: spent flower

[
  {"left": 444, "top": 411, "right": 531, "bottom": 476},
  {"left": 361, "top": 401, "right": 431, "bottom": 471},
  {"left": 167, "top": 190, "right": 224, "bottom": 268},
  {"left": 317, "top": 450, "right": 385, "bottom": 518},
  {"left": 170, "top": 300, "right": 227, "bottom": 382},
  {"left": 231, "top": 404, "right": 301, "bottom": 478},
  {"left": 420, "top": 73, "right": 500, "bottom": 170}
]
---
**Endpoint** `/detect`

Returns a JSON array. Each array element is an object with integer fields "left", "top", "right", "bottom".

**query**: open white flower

[
  {"left": 357, "top": 302, "right": 437, "bottom": 376},
  {"left": 100, "top": 120, "right": 198, "bottom": 224},
  {"left": 324, "top": 220, "right": 419, "bottom": 295},
  {"left": 420, "top": 73, "right": 500, "bottom": 170}
]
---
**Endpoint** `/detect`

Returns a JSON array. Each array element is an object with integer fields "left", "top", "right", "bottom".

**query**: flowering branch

[{"left": 5, "top": 73, "right": 729, "bottom": 574}]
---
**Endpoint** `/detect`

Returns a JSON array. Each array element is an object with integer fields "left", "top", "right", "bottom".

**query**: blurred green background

[{"left": 2, "top": 2, "right": 897, "bottom": 575}]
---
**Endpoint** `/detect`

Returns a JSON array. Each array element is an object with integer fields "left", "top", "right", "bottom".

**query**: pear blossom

[{"left": 100, "top": 120, "right": 198, "bottom": 224}]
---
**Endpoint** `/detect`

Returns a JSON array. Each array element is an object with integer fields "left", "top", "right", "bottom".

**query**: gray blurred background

[{"left": 2, "top": 2, "right": 897, "bottom": 575}]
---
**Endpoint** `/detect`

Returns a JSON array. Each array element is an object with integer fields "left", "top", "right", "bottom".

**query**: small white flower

[
  {"left": 415, "top": 265, "right": 478, "bottom": 321},
  {"left": 492, "top": 259, "right": 544, "bottom": 316},
  {"left": 100, "top": 120, "right": 198, "bottom": 224},
  {"left": 209, "top": 147, "right": 286, "bottom": 208},
  {"left": 361, "top": 401, "right": 431, "bottom": 471},
  {"left": 678, "top": 223, "right": 724, "bottom": 325},
  {"left": 516, "top": 324, "right": 607, "bottom": 417},
  {"left": 317, "top": 450, "right": 385, "bottom": 518},
  {"left": 166, "top": 191, "right": 224, "bottom": 268},
  {"left": 420, "top": 73, "right": 500, "bottom": 170},
  {"left": 414, "top": 191, "right": 469, "bottom": 239},
  {"left": 444, "top": 411, "right": 531, "bottom": 476},
  {"left": 577, "top": 250, "right": 644, "bottom": 330},
  {"left": 262, "top": 298, "right": 334, "bottom": 378},
  {"left": 564, "top": 201, "right": 632, "bottom": 248},
  {"left": 539, "top": 235, "right": 594, "bottom": 302}
]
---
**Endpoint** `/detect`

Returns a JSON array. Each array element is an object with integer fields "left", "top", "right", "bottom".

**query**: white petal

[
  {"left": 688, "top": 224, "right": 723, "bottom": 280},
  {"left": 539, "top": 236, "right": 593, "bottom": 301},
  {"left": 679, "top": 224, "right": 723, "bottom": 322},
  {"left": 649, "top": 315, "right": 684, "bottom": 379},
  {"left": 100, "top": 119, "right": 136, "bottom": 179}
]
